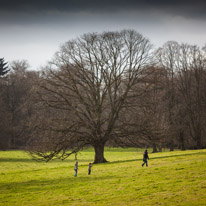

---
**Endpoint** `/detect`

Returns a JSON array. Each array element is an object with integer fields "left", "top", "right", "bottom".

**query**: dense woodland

[{"left": 0, "top": 30, "right": 206, "bottom": 163}]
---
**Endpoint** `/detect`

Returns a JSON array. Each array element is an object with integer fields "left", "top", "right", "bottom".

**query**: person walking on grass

[
  {"left": 74, "top": 161, "right": 78, "bottom": 177},
  {"left": 88, "top": 163, "right": 92, "bottom": 175},
  {"left": 142, "top": 149, "right": 149, "bottom": 167}
]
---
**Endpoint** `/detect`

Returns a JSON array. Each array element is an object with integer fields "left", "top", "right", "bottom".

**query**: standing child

[
  {"left": 88, "top": 163, "right": 92, "bottom": 175},
  {"left": 74, "top": 161, "right": 78, "bottom": 177},
  {"left": 142, "top": 149, "right": 149, "bottom": 167}
]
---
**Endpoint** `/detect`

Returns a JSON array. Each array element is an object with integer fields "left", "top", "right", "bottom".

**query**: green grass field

[{"left": 0, "top": 148, "right": 206, "bottom": 206}]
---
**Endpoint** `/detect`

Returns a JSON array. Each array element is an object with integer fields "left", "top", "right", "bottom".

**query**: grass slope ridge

[{"left": 0, "top": 149, "right": 206, "bottom": 206}]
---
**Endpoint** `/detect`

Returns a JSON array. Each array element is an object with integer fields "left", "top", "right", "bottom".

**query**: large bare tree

[{"left": 28, "top": 30, "right": 152, "bottom": 163}]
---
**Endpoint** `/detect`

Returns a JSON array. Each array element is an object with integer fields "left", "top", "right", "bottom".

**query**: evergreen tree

[{"left": 0, "top": 58, "right": 9, "bottom": 76}]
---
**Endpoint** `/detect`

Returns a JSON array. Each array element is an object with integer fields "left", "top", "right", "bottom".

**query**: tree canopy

[{"left": 27, "top": 30, "right": 153, "bottom": 163}]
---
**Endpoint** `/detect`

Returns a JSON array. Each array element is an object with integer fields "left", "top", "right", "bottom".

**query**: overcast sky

[{"left": 0, "top": 0, "right": 206, "bottom": 70}]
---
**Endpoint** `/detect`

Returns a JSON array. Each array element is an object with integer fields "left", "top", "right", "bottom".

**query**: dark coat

[{"left": 143, "top": 151, "right": 149, "bottom": 160}]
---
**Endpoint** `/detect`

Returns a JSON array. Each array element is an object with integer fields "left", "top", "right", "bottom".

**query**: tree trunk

[
  {"left": 93, "top": 143, "right": 107, "bottom": 164},
  {"left": 169, "top": 140, "right": 174, "bottom": 151},
  {"left": 196, "top": 136, "right": 202, "bottom": 149},
  {"left": 152, "top": 144, "right": 158, "bottom": 153},
  {"left": 179, "top": 131, "right": 185, "bottom": 150}
]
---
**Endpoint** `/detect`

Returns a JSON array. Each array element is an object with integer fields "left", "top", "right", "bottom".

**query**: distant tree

[
  {"left": 156, "top": 42, "right": 206, "bottom": 149},
  {"left": 0, "top": 60, "right": 38, "bottom": 150},
  {"left": 139, "top": 67, "right": 168, "bottom": 152},
  {"left": 27, "top": 30, "right": 153, "bottom": 163},
  {"left": 176, "top": 44, "right": 206, "bottom": 149},
  {"left": 0, "top": 58, "right": 9, "bottom": 76},
  {"left": 155, "top": 41, "right": 182, "bottom": 151}
]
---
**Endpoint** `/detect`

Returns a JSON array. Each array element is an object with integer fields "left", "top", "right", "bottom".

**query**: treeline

[
  {"left": 0, "top": 60, "right": 39, "bottom": 149},
  {"left": 0, "top": 31, "right": 206, "bottom": 157}
]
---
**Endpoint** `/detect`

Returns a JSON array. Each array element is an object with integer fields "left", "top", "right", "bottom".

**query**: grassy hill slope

[{"left": 0, "top": 148, "right": 206, "bottom": 205}]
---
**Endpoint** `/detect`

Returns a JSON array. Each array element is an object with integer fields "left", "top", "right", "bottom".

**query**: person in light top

[
  {"left": 88, "top": 163, "right": 92, "bottom": 175},
  {"left": 74, "top": 161, "right": 78, "bottom": 177}
]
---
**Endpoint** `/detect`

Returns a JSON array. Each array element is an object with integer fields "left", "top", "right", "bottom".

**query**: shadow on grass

[
  {"left": 106, "top": 151, "right": 206, "bottom": 165},
  {"left": 1, "top": 150, "right": 205, "bottom": 165},
  {"left": 0, "top": 158, "right": 92, "bottom": 163},
  {"left": 0, "top": 175, "right": 115, "bottom": 193}
]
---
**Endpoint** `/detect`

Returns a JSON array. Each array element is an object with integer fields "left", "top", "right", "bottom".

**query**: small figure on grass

[
  {"left": 142, "top": 149, "right": 149, "bottom": 167},
  {"left": 88, "top": 163, "right": 92, "bottom": 175},
  {"left": 74, "top": 161, "right": 78, "bottom": 177}
]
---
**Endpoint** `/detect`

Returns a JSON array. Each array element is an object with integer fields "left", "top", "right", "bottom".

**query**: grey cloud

[{"left": 0, "top": 0, "right": 206, "bottom": 19}]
